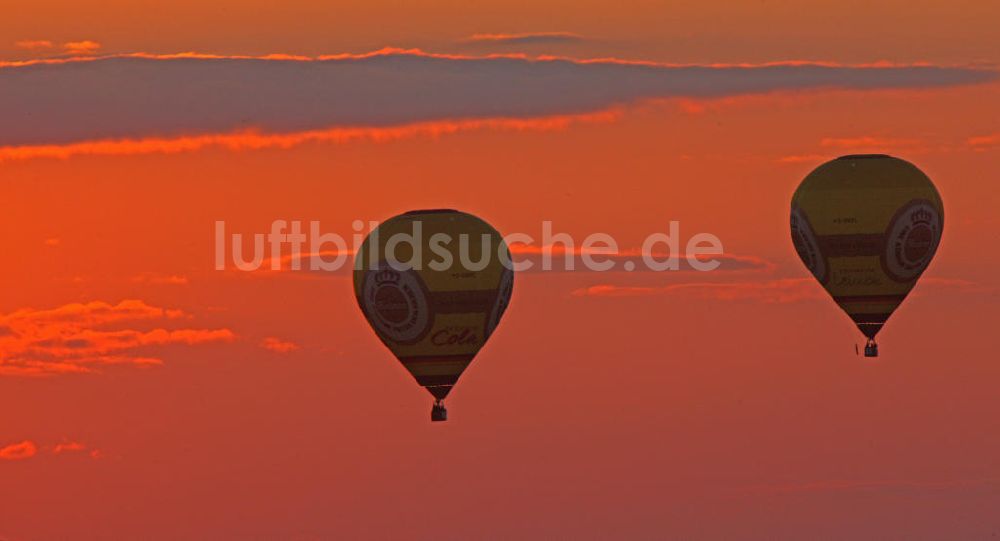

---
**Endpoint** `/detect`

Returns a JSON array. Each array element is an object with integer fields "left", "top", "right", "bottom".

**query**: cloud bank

[
  {"left": 0, "top": 49, "right": 994, "bottom": 149},
  {"left": 0, "top": 439, "right": 100, "bottom": 461},
  {"left": 0, "top": 300, "right": 235, "bottom": 376}
]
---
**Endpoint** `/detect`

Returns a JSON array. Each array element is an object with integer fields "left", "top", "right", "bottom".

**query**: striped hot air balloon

[
  {"left": 791, "top": 155, "right": 944, "bottom": 357},
  {"left": 354, "top": 209, "right": 514, "bottom": 421}
]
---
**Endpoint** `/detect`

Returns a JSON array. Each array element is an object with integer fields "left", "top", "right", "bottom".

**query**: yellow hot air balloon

[
  {"left": 791, "top": 155, "right": 943, "bottom": 357},
  {"left": 354, "top": 209, "right": 514, "bottom": 421}
]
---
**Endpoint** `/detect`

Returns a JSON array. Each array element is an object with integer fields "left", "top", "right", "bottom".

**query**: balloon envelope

[
  {"left": 354, "top": 209, "right": 513, "bottom": 401},
  {"left": 791, "top": 155, "right": 943, "bottom": 343}
]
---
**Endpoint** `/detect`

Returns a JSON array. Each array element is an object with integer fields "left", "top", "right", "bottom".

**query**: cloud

[
  {"left": 573, "top": 275, "right": 989, "bottom": 302},
  {"left": 260, "top": 337, "right": 300, "bottom": 353},
  {"left": 51, "top": 441, "right": 88, "bottom": 455},
  {"left": 967, "top": 133, "right": 999, "bottom": 151},
  {"left": 777, "top": 153, "right": 829, "bottom": 164},
  {"left": 0, "top": 111, "right": 617, "bottom": 162},
  {"left": 779, "top": 134, "right": 960, "bottom": 163},
  {"left": 820, "top": 135, "right": 925, "bottom": 150},
  {"left": 0, "top": 300, "right": 235, "bottom": 376},
  {"left": 0, "top": 439, "right": 103, "bottom": 462},
  {"left": 508, "top": 246, "right": 775, "bottom": 273},
  {"left": 572, "top": 278, "right": 823, "bottom": 303},
  {"left": 0, "top": 441, "right": 38, "bottom": 460},
  {"left": 3, "top": 299, "right": 183, "bottom": 327},
  {"left": 0, "top": 49, "right": 993, "bottom": 153},
  {"left": 62, "top": 40, "right": 101, "bottom": 55},
  {"left": 131, "top": 272, "right": 190, "bottom": 285},
  {"left": 222, "top": 244, "right": 772, "bottom": 278},
  {"left": 920, "top": 276, "right": 994, "bottom": 294},
  {"left": 12, "top": 39, "right": 100, "bottom": 55},
  {"left": 14, "top": 40, "right": 54, "bottom": 50},
  {"left": 463, "top": 32, "right": 585, "bottom": 45}
]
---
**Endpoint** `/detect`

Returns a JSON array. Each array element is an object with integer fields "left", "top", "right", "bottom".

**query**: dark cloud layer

[{"left": 0, "top": 50, "right": 994, "bottom": 146}]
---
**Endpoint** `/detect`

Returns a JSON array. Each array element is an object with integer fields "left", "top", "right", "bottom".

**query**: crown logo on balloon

[
  {"left": 910, "top": 208, "right": 934, "bottom": 226},
  {"left": 375, "top": 268, "right": 401, "bottom": 285}
]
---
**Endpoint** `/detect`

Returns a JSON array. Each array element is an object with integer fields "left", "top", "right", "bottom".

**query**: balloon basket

[
  {"left": 864, "top": 340, "right": 879, "bottom": 358},
  {"left": 431, "top": 401, "right": 448, "bottom": 422}
]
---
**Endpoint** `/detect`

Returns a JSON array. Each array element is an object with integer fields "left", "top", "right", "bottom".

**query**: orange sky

[{"left": 1, "top": 2, "right": 999, "bottom": 539}]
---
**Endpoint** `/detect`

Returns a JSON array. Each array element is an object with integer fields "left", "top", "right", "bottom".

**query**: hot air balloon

[
  {"left": 791, "top": 155, "right": 943, "bottom": 357},
  {"left": 354, "top": 209, "right": 514, "bottom": 421}
]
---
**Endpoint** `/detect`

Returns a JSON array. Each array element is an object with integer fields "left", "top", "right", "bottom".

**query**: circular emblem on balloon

[
  {"left": 361, "top": 267, "right": 432, "bottom": 344},
  {"left": 790, "top": 206, "right": 827, "bottom": 284},
  {"left": 882, "top": 199, "right": 942, "bottom": 282},
  {"left": 485, "top": 266, "right": 514, "bottom": 339}
]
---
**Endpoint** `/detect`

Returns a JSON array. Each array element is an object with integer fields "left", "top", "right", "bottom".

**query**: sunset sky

[{"left": 2, "top": 1, "right": 999, "bottom": 539}]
